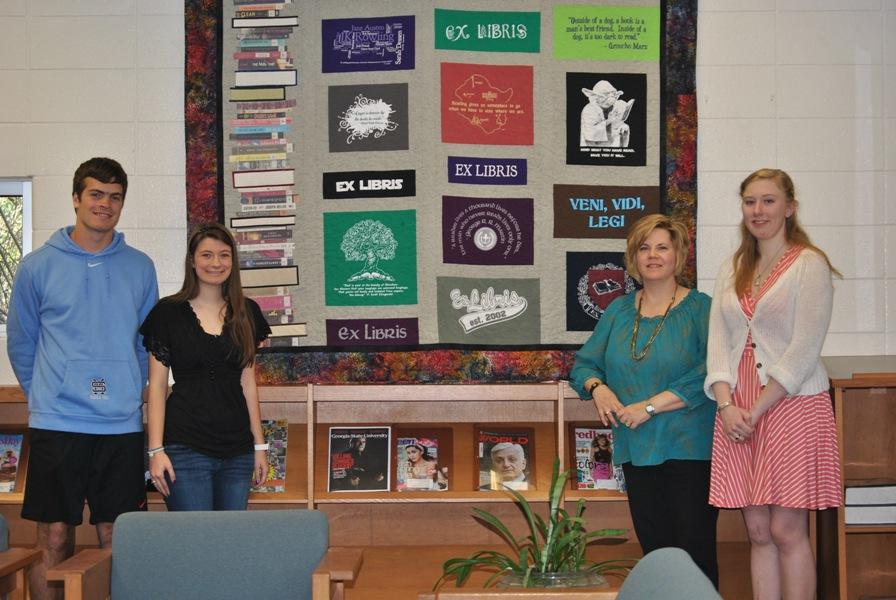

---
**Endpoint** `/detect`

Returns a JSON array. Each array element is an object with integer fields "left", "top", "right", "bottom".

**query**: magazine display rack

[
  {"left": 307, "top": 382, "right": 564, "bottom": 511},
  {"left": 817, "top": 356, "right": 896, "bottom": 600},
  {"left": 249, "top": 385, "right": 309, "bottom": 504},
  {"left": 305, "top": 382, "right": 755, "bottom": 599},
  {"left": 0, "top": 384, "right": 312, "bottom": 546},
  {"left": 0, "top": 387, "right": 35, "bottom": 549},
  {"left": 12, "top": 368, "right": 883, "bottom": 599}
]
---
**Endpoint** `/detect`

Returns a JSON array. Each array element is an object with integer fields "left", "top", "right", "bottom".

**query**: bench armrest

[
  {"left": 0, "top": 547, "right": 41, "bottom": 577},
  {"left": 46, "top": 548, "right": 112, "bottom": 600},
  {"left": 0, "top": 547, "right": 42, "bottom": 596},
  {"left": 312, "top": 547, "right": 363, "bottom": 600}
]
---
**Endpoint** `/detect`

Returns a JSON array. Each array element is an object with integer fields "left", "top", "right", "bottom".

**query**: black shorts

[{"left": 21, "top": 428, "right": 147, "bottom": 526}]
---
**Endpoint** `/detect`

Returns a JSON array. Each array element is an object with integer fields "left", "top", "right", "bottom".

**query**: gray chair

[
  {"left": 616, "top": 547, "right": 722, "bottom": 600},
  {"left": 48, "top": 509, "right": 361, "bottom": 600}
]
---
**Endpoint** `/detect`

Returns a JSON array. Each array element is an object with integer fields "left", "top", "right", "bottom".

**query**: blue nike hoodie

[{"left": 6, "top": 226, "right": 159, "bottom": 434}]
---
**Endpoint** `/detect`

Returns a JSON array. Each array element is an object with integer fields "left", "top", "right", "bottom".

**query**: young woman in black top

[{"left": 141, "top": 223, "right": 271, "bottom": 510}]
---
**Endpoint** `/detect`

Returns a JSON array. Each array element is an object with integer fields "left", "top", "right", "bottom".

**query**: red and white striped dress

[{"left": 709, "top": 247, "right": 842, "bottom": 509}]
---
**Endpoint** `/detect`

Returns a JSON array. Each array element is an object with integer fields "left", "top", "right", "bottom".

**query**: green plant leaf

[
  {"left": 505, "top": 487, "right": 547, "bottom": 568},
  {"left": 434, "top": 457, "right": 633, "bottom": 590},
  {"left": 586, "top": 528, "right": 630, "bottom": 538},
  {"left": 472, "top": 508, "right": 524, "bottom": 553},
  {"left": 586, "top": 557, "right": 639, "bottom": 578},
  {"left": 517, "top": 547, "right": 529, "bottom": 571},
  {"left": 483, "top": 569, "right": 513, "bottom": 588},
  {"left": 434, "top": 550, "right": 523, "bottom": 589}
]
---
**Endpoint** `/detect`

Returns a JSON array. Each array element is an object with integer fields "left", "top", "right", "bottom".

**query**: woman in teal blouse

[{"left": 570, "top": 214, "right": 718, "bottom": 587}]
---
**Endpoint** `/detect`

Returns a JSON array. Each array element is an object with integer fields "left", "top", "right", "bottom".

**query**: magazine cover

[
  {"left": 571, "top": 425, "right": 626, "bottom": 492},
  {"left": 251, "top": 419, "right": 288, "bottom": 493},
  {"left": 395, "top": 435, "right": 448, "bottom": 491},
  {"left": 476, "top": 427, "right": 534, "bottom": 491},
  {"left": 328, "top": 426, "right": 391, "bottom": 492},
  {"left": 0, "top": 433, "right": 22, "bottom": 492}
]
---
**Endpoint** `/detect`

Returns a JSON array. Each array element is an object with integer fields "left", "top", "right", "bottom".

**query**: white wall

[
  {"left": 0, "top": 0, "right": 187, "bottom": 384},
  {"left": 696, "top": 0, "right": 895, "bottom": 356},
  {"left": 0, "top": 1, "right": 891, "bottom": 385}
]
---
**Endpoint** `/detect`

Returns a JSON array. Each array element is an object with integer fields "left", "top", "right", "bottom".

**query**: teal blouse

[{"left": 569, "top": 289, "right": 714, "bottom": 467}]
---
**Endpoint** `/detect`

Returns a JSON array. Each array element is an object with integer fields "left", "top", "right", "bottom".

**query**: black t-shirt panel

[{"left": 139, "top": 298, "right": 271, "bottom": 458}]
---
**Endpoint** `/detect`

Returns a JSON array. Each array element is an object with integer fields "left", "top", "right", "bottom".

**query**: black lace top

[{"left": 139, "top": 298, "right": 271, "bottom": 458}]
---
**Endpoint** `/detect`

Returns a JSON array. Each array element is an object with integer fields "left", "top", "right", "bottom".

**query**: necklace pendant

[{"left": 629, "top": 291, "right": 677, "bottom": 361}]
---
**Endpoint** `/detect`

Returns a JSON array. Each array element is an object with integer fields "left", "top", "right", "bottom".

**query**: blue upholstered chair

[
  {"left": 48, "top": 510, "right": 362, "bottom": 600},
  {"left": 616, "top": 547, "right": 722, "bottom": 600}
]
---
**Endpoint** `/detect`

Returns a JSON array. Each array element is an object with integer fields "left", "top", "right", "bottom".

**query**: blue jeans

[{"left": 163, "top": 444, "right": 254, "bottom": 511}]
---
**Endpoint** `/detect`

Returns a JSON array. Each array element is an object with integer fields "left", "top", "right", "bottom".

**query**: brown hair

[
  {"left": 169, "top": 223, "right": 257, "bottom": 367},
  {"left": 72, "top": 157, "right": 128, "bottom": 199},
  {"left": 732, "top": 168, "right": 840, "bottom": 296},
  {"left": 624, "top": 214, "right": 690, "bottom": 284}
]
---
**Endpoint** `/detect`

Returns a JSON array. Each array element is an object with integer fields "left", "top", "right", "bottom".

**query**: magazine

[
  {"left": 251, "top": 419, "right": 288, "bottom": 493},
  {"left": 0, "top": 433, "right": 22, "bottom": 492},
  {"left": 476, "top": 427, "right": 533, "bottom": 491},
  {"left": 571, "top": 426, "right": 626, "bottom": 492},
  {"left": 328, "top": 426, "right": 390, "bottom": 492},
  {"left": 395, "top": 435, "right": 448, "bottom": 491}
]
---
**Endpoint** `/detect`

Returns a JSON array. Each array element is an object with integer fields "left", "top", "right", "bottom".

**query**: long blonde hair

[{"left": 732, "top": 169, "right": 840, "bottom": 296}]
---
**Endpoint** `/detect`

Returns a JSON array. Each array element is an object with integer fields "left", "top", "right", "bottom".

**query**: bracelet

[
  {"left": 587, "top": 379, "right": 604, "bottom": 396},
  {"left": 716, "top": 400, "right": 733, "bottom": 412},
  {"left": 254, "top": 443, "right": 270, "bottom": 451},
  {"left": 147, "top": 446, "right": 165, "bottom": 458}
]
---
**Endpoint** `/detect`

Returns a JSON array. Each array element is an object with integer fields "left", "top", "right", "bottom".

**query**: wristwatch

[
  {"left": 644, "top": 402, "right": 656, "bottom": 417},
  {"left": 587, "top": 379, "right": 604, "bottom": 396}
]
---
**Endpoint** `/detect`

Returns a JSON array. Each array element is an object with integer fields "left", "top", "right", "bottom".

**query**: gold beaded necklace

[{"left": 630, "top": 290, "right": 677, "bottom": 361}]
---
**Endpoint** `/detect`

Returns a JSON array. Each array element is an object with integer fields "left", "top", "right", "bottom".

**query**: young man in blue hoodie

[{"left": 6, "top": 157, "right": 158, "bottom": 600}]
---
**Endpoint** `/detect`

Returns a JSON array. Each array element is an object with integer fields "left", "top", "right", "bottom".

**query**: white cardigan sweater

[{"left": 704, "top": 248, "right": 833, "bottom": 400}]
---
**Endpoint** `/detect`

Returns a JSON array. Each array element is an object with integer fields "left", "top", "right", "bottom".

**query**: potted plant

[{"left": 434, "top": 458, "right": 636, "bottom": 590}]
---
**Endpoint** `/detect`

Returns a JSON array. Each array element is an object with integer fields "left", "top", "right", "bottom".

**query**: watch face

[{"left": 645, "top": 403, "right": 655, "bottom": 414}]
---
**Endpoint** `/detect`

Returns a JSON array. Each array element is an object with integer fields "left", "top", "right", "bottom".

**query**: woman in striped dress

[{"left": 705, "top": 169, "right": 842, "bottom": 600}]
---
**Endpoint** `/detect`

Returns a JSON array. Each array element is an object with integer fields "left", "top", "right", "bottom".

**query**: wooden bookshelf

[
  {"left": 307, "top": 383, "right": 568, "bottom": 549},
  {"left": 0, "top": 379, "right": 775, "bottom": 598},
  {"left": 819, "top": 356, "right": 896, "bottom": 600}
]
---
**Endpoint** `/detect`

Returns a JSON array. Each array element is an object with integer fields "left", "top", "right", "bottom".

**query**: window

[{"left": 0, "top": 180, "right": 32, "bottom": 329}]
